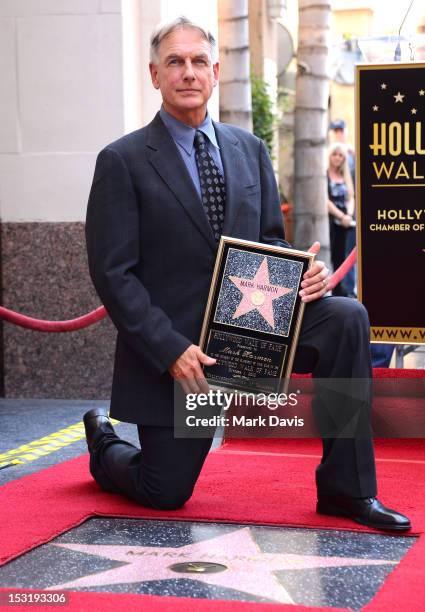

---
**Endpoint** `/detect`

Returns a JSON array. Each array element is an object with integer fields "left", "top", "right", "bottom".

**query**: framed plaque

[{"left": 199, "top": 237, "right": 314, "bottom": 394}]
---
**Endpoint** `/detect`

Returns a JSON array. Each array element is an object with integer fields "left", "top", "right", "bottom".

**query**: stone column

[{"left": 218, "top": 0, "right": 252, "bottom": 130}]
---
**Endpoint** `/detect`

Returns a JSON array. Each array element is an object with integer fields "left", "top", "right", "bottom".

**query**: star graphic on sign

[
  {"left": 372, "top": 105, "right": 379, "bottom": 111},
  {"left": 411, "top": 108, "right": 418, "bottom": 115},
  {"left": 46, "top": 528, "right": 397, "bottom": 604},
  {"left": 381, "top": 83, "right": 387, "bottom": 90},
  {"left": 228, "top": 257, "right": 293, "bottom": 329},
  {"left": 394, "top": 92, "right": 405, "bottom": 103},
  {"left": 419, "top": 89, "right": 425, "bottom": 96}
]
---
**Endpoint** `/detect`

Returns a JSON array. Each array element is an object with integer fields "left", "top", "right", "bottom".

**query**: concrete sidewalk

[{"left": 0, "top": 399, "right": 138, "bottom": 485}]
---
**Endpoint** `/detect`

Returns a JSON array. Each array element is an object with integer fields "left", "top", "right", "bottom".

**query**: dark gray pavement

[
  {"left": 0, "top": 399, "right": 139, "bottom": 485},
  {"left": 0, "top": 399, "right": 223, "bottom": 486}
]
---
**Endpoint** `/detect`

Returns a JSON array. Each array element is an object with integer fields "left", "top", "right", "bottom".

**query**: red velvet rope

[
  {"left": 0, "top": 305, "right": 107, "bottom": 332},
  {"left": 327, "top": 247, "right": 357, "bottom": 290},
  {"left": 0, "top": 248, "right": 357, "bottom": 332}
]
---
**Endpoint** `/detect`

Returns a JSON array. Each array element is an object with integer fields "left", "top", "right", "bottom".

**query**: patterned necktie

[{"left": 193, "top": 130, "right": 226, "bottom": 242}]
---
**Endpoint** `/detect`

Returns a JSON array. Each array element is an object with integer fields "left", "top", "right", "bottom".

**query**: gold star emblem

[
  {"left": 372, "top": 105, "right": 379, "bottom": 111},
  {"left": 419, "top": 90, "right": 425, "bottom": 96},
  {"left": 380, "top": 83, "right": 387, "bottom": 90},
  {"left": 411, "top": 108, "right": 418, "bottom": 115},
  {"left": 394, "top": 92, "right": 405, "bottom": 103}
]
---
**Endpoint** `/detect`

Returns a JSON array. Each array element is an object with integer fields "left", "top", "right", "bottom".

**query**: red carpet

[{"left": 1, "top": 438, "right": 424, "bottom": 611}]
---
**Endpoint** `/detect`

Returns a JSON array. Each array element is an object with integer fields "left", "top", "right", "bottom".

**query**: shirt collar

[{"left": 159, "top": 106, "right": 219, "bottom": 155}]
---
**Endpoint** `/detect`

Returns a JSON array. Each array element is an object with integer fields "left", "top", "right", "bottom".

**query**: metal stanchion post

[{"left": 395, "top": 345, "right": 405, "bottom": 369}]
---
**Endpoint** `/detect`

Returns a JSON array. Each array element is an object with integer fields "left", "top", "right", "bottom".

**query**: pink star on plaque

[
  {"left": 229, "top": 257, "right": 293, "bottom": 329},
  {"left": 47, "top": 527, "right": 396, "bottom": 604}
]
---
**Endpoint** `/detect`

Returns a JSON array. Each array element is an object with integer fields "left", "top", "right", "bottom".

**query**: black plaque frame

[{"left": 199, "top": 237, "right": 314, "bottom": 394}]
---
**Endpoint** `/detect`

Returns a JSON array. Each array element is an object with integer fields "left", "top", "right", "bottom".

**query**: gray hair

[{"left": 150, "top": 16, "right": 218, "bottom": 64}]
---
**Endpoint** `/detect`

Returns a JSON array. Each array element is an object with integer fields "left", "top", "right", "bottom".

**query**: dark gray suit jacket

[{"left": 85, "top": 112, "right": 288, "bottom": 425}]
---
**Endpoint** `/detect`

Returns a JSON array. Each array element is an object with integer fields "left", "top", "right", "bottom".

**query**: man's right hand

[{"left": 169, "top": 345, "right": 216, "bottom": 395}]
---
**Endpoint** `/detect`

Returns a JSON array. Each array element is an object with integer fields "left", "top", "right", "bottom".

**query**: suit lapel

[
  {"left": 146, "top": 113, "right": 216, "bottom": 251},
  {"left": 213, "top": 122, "right": 250, "bottom": 236}
]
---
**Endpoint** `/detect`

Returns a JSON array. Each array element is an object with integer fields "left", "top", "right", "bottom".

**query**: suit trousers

[{"left": 89, "top": 296, "right": 377, "bottom": 509}]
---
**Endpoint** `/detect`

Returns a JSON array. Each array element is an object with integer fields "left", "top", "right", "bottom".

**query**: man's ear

[
  {"left": 213, "top": 62, "right": 219, "bottom": 87},
  {"left": 149, "top": 63, "right": 160, "bottom": 89}
]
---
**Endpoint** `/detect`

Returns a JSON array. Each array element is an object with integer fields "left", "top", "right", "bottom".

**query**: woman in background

[{"left": 327, "top": 142, "right": 354, "bottom": 297}]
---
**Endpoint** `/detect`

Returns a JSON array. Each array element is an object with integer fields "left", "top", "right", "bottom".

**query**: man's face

[
  {"left": 332, "top": 128, "right": 346, "bottom": 143},
  {"left": 149, "top": 27, "right": 219, "bottom": 123}
]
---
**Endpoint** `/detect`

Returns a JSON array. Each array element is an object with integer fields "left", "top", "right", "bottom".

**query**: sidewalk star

[{"left": 48, "top": 527, "right": 396, "bottom": 604}]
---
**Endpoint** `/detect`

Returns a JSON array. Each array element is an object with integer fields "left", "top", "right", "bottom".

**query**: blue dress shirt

[{"left": 159, "top": 106, "right": 225, "bottom": 200}]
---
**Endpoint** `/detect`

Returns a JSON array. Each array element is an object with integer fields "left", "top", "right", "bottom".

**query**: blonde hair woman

[{"left": 327, "top": 143, "right": 354, "bottom": 296}]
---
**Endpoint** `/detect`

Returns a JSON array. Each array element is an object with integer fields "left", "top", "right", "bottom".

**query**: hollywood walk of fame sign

[
  {"left": 46, "top": 527, "right": 398, "bottom": 605},
  {"left": 356, "top": 63, "right": 425, "bottom": 344},
  {"left": 199, "top": 237, "right": 314, "bottom": 394}
]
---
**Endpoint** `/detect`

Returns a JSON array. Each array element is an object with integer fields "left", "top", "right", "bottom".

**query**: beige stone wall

[
  {"left": 0, "top": 0, "right": 124, "bottom": 224},
  {"left": 0, "top": 0, "right": 126, "bottom": 397}
]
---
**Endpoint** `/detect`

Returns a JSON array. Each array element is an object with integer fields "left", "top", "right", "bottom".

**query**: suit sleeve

[
  {"left": 258, "top": 139, "right": 292, "bottom": 249},
  {"left": 85, "top": 147, "right": 191, "bottom": 374}
]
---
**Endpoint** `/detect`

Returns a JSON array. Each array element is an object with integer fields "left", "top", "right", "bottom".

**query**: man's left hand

[{"left": 299, "top": 241, "right": 329, "bottom": 303}]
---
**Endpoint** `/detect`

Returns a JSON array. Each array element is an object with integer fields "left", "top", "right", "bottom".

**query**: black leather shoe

[
  {"left": 317, "top": 495, "right": 411, "bottom": 531},
  {"left": 83, "top": 408, "right": 113, "bottom": 451}
]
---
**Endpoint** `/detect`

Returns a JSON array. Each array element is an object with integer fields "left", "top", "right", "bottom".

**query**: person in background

[
  {"left": 329, "top": 119, "right": 355, "bottom": 183},
  {"left": 329, "top": 119, "right": 356, "bottom": 297},
  {"left": 329, "top": 120, "right": 395, "bottom": 365},
  {"left": 327, "top": 142, "right": 354, "bottom": 297}
]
